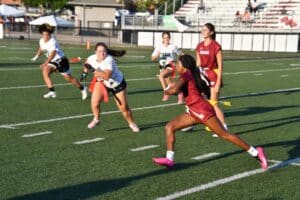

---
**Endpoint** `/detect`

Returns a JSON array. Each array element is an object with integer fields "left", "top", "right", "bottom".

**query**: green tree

[{"left": 23, "top": 0, "right": 67, "bottom": 11}]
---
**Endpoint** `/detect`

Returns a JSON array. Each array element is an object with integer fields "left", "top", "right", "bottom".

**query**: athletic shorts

[
  {"left": 48, "top": 57, "right": 71, "bottom": 75},
  {"left": 185, "top": 101, "right": 215, "bottom": 123},
  {"left": 107, "top": 78, "right": 127, "bottom": 94}
]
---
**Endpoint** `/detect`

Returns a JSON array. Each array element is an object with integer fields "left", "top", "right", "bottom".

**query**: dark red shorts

[{"left": 186, "top": 101, "right": 215, "bottom": 123}]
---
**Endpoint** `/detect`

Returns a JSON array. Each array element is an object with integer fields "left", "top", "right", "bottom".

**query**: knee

[
  {"left": 119, "top": 104, "right": 129, "bottom": 113},
  {"left": 165, "top": 122, "right": 175, "bottom": 133}
]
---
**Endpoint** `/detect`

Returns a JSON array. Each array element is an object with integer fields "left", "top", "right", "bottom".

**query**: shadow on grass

[
  {"left": 9, "top": 137, "right": 300, "bottom": 200},
  {"left": 106, "top": 121, "right": 169, "bottom": 132},
  {"left": 232, "top": 115, "right": 300, "bottom": 135}
]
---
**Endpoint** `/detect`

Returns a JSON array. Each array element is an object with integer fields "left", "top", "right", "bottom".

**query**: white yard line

[
  {"left": 280, "top": 75, "right": 288, "bottom": 78},
  {"left": 21, "top": 131, "right": 52, "bottom": 138},
  {"left": 268, "top": 159, "right": 300, "bottom": 167},
  {"left": 130, "top": 145, "right": 160, "bottom": 152},
  {"left": 0, "top": 103, "right": 178, "bottom": 129},
  {"left": 191, "top": 152, "right": 220, "bottom": 160},
  {"left": 1, "top": 67, "right": 299, "bottom": 91},
  {"left": 73, "top": 137, "right": 105, "bottom": 145},
  {"left": 156, "top": 157, "right": 300, "bottom": 200},
  {"left": 1, "top": 87, "right": 300, "bottom": 129},
  {"left": 0, "top": 77, "right": 157, "bottom": 90}
]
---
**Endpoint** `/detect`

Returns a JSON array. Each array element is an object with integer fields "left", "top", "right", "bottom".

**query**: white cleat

[
  {"left": 81, "top": 86, "right": 88, "bottom": 100},
  {"left": 43, "top": 91, "right": 56, "bottom": 99},
  {"left": 129, "top": 123, "right": 140, "bottom": 133},
  {"left": 181, "top": 126, "right": 194, "bottom": 132}
]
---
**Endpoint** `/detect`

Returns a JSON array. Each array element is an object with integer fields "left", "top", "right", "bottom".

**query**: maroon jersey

[
  {"left": 196, "top": 40, "right": 221, "bottom": 69},
  {"left": 180, "top": 70, "right": 215, "bottom": 123}
]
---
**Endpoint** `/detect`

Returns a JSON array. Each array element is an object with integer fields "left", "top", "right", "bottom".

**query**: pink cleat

[
  {"left": 257, "top": 147, "right": 268, "bottom": 169},
  {"left": 152, "top": 157, "right": 175, "bottom": 168},
  {"left": 87, "top": 119, "right": 99, "bottom": 129},
  {"left": 162, "top": 94, "right": 169, "bottom": 101}
]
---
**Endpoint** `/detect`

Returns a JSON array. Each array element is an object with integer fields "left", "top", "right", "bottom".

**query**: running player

[
  {"left": 81, "top": 42, "right": 140, "bottom": 132},
  {"left": 151, "top": 31, "right": 183, "bottom": 104},
  {"left": 31, "top": 23, "right": 87, "bottom": 100},
  {"left": 152, "top": 54, "right": 268, "bottom": 170},
  {"left": 195, "top": 23, "right": 227, "bottom": 136}
]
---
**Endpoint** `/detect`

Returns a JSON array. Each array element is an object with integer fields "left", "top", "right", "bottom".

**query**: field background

[{"left": 0, "top": 39, "right": 299, "bottom": 200}]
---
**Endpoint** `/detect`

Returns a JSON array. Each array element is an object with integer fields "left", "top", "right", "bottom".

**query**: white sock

[
  {"left": 166, "top": 150, "right": 175, "bottom": 161},
  {"left": 223, "top": 123, "right": 228, "bottom": 131},
  {"left": 93, "top": 117, "right": 99, "bottom": 122},
  {"left": 247, "top": 146, "right": 258, "bottom": 157}
]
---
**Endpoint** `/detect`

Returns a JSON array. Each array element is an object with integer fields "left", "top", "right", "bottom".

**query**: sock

[
  {"left": 247, "top": 146, "right": 258, "bottom": 157},
  {"left": 223, "top": 123, "right": 228, "bottom": 131},
  {"left": 49, "top": 87, "right": 55, "bottom": 92},
  {"left": 93, "top": 117, "right": 99, "bottom": 122},
  {"left": 79, "top": 85, "right": 84, "bottom": 90},
  {"left": 166, "top": 150, "right": 175, "bottom": 161}
]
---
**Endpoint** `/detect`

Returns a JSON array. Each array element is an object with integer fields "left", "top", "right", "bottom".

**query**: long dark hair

[
  {"left": 94, "top": 42, "right": 126, "bottom": 57},
  {"left": 179, "top": 54, "right": 210, "bottom": 98},
  {"left": 39, "top": 23, "right": 54, "bottom": 34},
  {"left": 204, "top": 23, "right": 216, "bottom": 40}
]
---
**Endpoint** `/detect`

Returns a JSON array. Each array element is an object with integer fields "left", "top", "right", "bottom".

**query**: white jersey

[
  {"left": 152, "top": 43, "right": 181, "bottom": 66},
  {"left": 87, "top": 54, "right": 124, "bottom": 88},
  {"left": 39, "top": 37, "right": 64, "bottom": 62}
]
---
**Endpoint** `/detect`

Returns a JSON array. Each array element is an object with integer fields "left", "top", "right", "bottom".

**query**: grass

[{"left": 0, "top": 39, "right": 299, "bottom": 200}]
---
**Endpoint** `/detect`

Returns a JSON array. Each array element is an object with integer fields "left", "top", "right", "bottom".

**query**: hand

[
  {"left": 80, "top": 72, "right": 88, "bottom": 82},
  {"left": 31, "top": 55, "right": 39, "bottom": 62}
]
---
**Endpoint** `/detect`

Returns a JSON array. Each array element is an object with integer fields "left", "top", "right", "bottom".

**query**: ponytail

[
  {"left": 179, "top": 54, "right": 210, "bottom": 98},
  {"left": 95, "top": 42, "right": 126, "bottom": 57}
]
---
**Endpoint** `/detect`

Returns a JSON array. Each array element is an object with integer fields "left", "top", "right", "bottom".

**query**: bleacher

[{"left": 174, "top": 0, "right": 300, "bottom": 29}]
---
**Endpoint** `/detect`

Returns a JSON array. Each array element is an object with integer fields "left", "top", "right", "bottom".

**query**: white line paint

[
  {"left": 21, "top": 131, "right": 52, "bottom": 138},
  {"left": 130, "top": 145, "right": 160, "bottom": 152},
  {"left": 289, "top": 63, "right": 300, "bottom": 66},
  {"left": 221, "top": 87, "right": 300, "bottom": 99},
  {"left": 191, "top": 152, "right": 220, "bottom": 160},
  {"left": 156, "top": 157, "right": 300, "bottom": 200},
  {"left": 1, "top": 67, "right": 300, "bottom": 91},
  {"left": 268, "top": 159, "right": 300, "bottom": 167},
  {"left": 73, "top": 137, "right": 105, "bottom": 145},
  {"left": 280, "top": 75, "right": 288, "bottom": 78},
  {"left": 0, "top": 77, "right": 157, "bottom": 90},
  {"left": 0, "top": 103, "right": 178, "bottom": 129},
  {"left": 223, "top": 67, "right": 300, "bottom": 75},
  {"left": 254, "top": 73, "right": 263, "bottom": 76},
  {"left": 2, "top": 86, "right": 300, "bottom": 129}
]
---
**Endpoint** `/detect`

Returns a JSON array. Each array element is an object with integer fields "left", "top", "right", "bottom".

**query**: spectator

[
  {"left": 234, "top": 10, "right": 242, "bottom": 26},
  {"left": 0, "top": 16, "right": 4, "bottom": 24}
]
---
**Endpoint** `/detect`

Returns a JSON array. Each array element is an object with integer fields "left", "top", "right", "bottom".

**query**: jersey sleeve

[
  {"left": 214, "top": 41, "right": 222, "bottom": 54},
  {"left": 174, "top": 45, "right": 182, "bottom": 56},
  {"left": 48, "top": 39, "right": 57, "bottom": 52},
  {"left": 151, "top": 46, "right": 160, "bottom": 57},
  {"left": 102, "top": 56, "right": 114, "bottom": 71},
  {"left": 195, "top": 43, "right": 201, "bottom": 53}
]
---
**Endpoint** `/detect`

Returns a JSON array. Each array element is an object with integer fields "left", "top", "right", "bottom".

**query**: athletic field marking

[
  {"left": 21, "top": 131, "right": 52, "bottom": 138},
  {"left": 268, "top": 159, "right": 300, "bottom": 167},
  {"left": 280, "top": 75, "right": 288, "bottom": 78},
  {"left": 130, "top": 145, "right": 160, "bottom": 152},
  {"left": 156, "top": 157, "right": 300, "bottom": 200},
  {"left": 0, "top": 77, "right": 158, "bottom": 90},
  {"left": 1, "top": 67, "right": 300, "bottom": 91},
  {"left": 254, "top": 73, "right": 263, "bottom": 76},
  {"left": 1, "top": 86, "right": 300, "bottom": 129},
  {"left": 0, "top": 103, "right": 178, "bottom": 129},
  {"left": 191, "top": 152, "right": 220, "bottom": 160},
  {"left": 73, "top": 137, "right": 105, "bottom": 145},
  {"left": 290, "top": 63, "right": 300, "bottom": 66}
]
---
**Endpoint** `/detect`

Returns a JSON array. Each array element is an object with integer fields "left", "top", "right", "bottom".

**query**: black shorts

[
  {"left": 106, "top": 79, "right": 127, "bottom": 94},
  {"left": 49, "top": 57, "right": 70, "bottom": 74}
]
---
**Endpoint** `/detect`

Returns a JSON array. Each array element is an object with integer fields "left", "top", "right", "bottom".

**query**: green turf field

[{"left": 0, "top": 39, "right": 299, "bottom": 200}]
